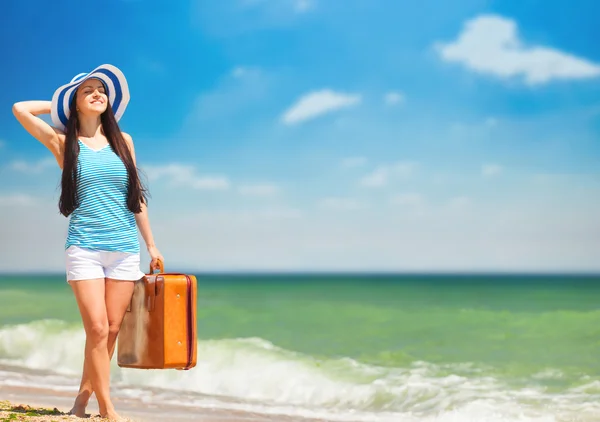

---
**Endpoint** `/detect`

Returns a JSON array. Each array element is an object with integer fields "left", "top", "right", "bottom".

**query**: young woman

[{"left": 12, "top": 64, "right": 163, "bottom": 421}]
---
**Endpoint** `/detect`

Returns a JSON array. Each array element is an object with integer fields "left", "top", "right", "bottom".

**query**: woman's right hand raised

[{"left": 12, "top": 100, "right": 65, "bottom": 169}]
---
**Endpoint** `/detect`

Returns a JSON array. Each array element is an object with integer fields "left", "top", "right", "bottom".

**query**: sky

[{"left": 1, "top": 0, "right": 599, "bottom": 273}]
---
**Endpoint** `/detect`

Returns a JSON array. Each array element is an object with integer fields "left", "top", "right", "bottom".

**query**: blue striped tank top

[{"left": 65, "top": 140, "right": 139, "bottom": 253}]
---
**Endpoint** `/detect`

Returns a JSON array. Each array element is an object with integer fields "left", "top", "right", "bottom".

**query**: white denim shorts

[{"left": 65, "top": 245, "right": 146, "bottom": 282}]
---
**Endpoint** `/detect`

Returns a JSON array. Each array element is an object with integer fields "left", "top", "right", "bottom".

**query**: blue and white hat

[{"left": 51, "top": 64, "right": 130, "bottom": 131}]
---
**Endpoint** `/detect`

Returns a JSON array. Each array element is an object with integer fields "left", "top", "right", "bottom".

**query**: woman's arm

[
  {"left": 12, "top": 100, "right": 65, "bottom": 168},
  {"left": 123, "top": 132, "right": 164, "bottom": 270},
  {"left": 134, "top": 186, "right": 164, "bottom": 271},
  {"left": 135, "top": 202, "right": 157, "bottom": 250}
]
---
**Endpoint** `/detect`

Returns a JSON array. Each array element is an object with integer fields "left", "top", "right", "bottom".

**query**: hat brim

[{"left": 51, "top": 64, "right": 130, "bottom": 131}]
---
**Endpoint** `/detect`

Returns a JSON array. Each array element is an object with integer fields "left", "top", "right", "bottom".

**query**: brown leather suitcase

[{"left": 117, "top": 261, "right": 197, "bottom": 370}]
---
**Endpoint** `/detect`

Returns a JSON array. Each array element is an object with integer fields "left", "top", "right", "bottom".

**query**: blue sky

[{"left": 1, "top": 0, "right": 599, "bottom": 273}]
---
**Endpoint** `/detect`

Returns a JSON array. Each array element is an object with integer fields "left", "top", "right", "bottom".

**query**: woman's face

[{"left": 75, "top": 78, "right": 108, "bottom": 117}]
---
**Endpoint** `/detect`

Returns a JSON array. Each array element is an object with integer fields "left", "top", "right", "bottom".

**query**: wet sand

[{"left": 0, "top": 385, "right": 330, "bottom": 422}]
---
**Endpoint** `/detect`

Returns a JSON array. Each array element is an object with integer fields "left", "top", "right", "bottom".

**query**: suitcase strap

[
  {"left": 172, "top": 274, "right": 195, "bottom": 371},
  {"left": 184, "top": 274, "right": 194, "bottom": 370}
]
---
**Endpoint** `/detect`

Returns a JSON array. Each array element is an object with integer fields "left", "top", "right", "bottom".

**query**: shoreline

[
  {"left": 0, "top": 385, "right": 332, "bottom": 422},
  {"left": 2, "top": 271, "right": 600, "bottom": 278}
]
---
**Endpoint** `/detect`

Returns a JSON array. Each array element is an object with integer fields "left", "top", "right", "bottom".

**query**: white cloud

[
  {"left": 360, "top": 161, "right": 417, "bottom": 188},
  {"left": 485, "top": 117, "right": 498, "bottom": 127},
  {"left": 240, "top": 0, "right": 267, "bottom": 7},
  {"left": 482, "top": 164, "right": 503, "bottom": 177},
  {"left": 318, "top": 197, "right": 368, "bottom": 210},
  {"left": 136, "top": 57, "right": 166, "bottom": 75},
  {"left": 340, "top": 157, "right": 367, "bottom": 168},
  {"left": 448, "top": 196, "right": 472, "bottom": 209},
  {"left": 390, "top": 193, "right": 423, "bottom": 206},
  {"left": 143, "top": 164, "right": 230, "bottom": 191},
  {"left": 182, "top": 66, "right": 267, "bottom": 127},
  {"left": 384, "top": 91, "right": 404, "bottom": 106},
  {"left": 293, "top": 0, "right": 313, "bottom": 13},
  {"left": 255, "top": 207, "right": 303, "bottom": 219},
  {"left": 0, "top": 194, "right": 37, "bottom": 206},
  {"left": 231, "top": 66, "right": 260, "bottom": 78},
  {"left": 450, "top": 117, "right": 499, "bottom": 139},
  {"left": 2, "top": 182, "right": 600, "bottom": 273},
  {"left": 129, "top": 188, "right": 600, "bottom": 272},
  {"left": 0, "top": 197, "right": 68, "bottom": 272},
  {"left": 9, "top": 158, "right": 56, "bottom": 174},
  {"left": 191, "top": 177, "right": 231, "bottom": 190},
  {"left": 282, "top": 89, "right": 361, "bottom": 125},
  {"left": 232, "top": 66, "right": 246, "bottom": 78},
  {"left": 532, "top": 173, "right": 561, "bottom": 185},
  {"left": 435, "top": 14, "right": 600, "bottom": 85},
  {"left": 360, "top": 167, "right": 388, "bottom": 187},
  {"left": 145, "top": 164, "right": 195, "bottom": 182},
  {"left": 238, "top": 183, "right": 280, "bottom": 196},
  {"left": 241, "top": 0, "right": 314, "bottom": 14},
  {"left": 0, "top": 140, "right": 5, "bottom": 148}
]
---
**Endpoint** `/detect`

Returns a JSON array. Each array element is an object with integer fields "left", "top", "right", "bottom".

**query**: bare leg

[
  {"left": 69, "top": 278, "right": 134, "bottom": 420},
  {"left": 69, "top": 337, "right": 93, "bottom": 417},
  {"left": 69, "top": 278, "right": 113, "bottom": 418}
]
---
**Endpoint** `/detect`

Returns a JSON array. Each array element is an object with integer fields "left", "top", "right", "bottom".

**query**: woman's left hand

[{"left": 148, "top": 245, "right": 165, "bottom": 272}]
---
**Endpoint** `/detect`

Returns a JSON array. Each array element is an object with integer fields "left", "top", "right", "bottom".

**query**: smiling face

[{"left": 75, "top": 78, "right": 108, "bottom": 118}]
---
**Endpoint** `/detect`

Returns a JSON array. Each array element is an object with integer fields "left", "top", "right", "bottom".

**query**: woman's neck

[{"left": 78, "top": 115, "right": 103, "bottom": 139}]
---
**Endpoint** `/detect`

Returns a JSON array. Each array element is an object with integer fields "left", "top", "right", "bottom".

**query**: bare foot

[
  {"left": 101, "top": 410, "right": 128, "bottom": 421},
  {"left": 68, "top": 404, "right": 88, "bottom": 418}
]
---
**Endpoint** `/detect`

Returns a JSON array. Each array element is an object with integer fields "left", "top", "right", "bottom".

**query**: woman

[{"left": 12, "top": 64, "right": 163, "bottom": 421}]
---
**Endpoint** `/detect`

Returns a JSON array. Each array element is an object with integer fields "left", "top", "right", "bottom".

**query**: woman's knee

[
  {"left": 107, "top": 322, "right": 121, "bottom": 339},
  {"left": 87, "top": 321, "right": 109, "bottom": 343}
]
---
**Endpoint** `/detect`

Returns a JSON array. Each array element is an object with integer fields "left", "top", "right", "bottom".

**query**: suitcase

[{"left": 117, "top": 260, "right": 197, "bottom": 370}]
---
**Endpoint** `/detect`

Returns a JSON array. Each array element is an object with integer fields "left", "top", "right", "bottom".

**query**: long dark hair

[{"left": 59, "top": 93, "right": 148, "bottom": 217}]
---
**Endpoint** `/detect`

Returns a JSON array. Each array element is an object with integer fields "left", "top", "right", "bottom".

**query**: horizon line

[{"left": 1, "top": 270, "right": 599, "bottom": 277}]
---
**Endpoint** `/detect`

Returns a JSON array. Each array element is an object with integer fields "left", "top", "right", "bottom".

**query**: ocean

[{"left": 0, "top": 273, "right": 599, "bottom": 421}]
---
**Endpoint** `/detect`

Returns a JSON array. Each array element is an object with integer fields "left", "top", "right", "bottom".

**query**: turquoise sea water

[{"left": 1, "top": 273, "right": 600, "bottom": 421}]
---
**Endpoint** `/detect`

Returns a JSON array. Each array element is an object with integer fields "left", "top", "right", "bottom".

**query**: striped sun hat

[{"left": 51, "top": 64, "right": 130, "bottom": 131}]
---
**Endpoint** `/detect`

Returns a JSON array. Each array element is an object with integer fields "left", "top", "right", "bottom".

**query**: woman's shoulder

[
  {"left": 120, "top": 132, "right": 136, "bottom": 157},
  {"left": 120, "top": 131, "right": 134, "bottom": 148}
]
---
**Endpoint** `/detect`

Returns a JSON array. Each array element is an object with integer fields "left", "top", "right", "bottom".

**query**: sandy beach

[{"left": 0, "top": 385, "right": 331, "bottom": 422}]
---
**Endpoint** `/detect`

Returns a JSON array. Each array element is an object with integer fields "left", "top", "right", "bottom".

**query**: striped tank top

[{"left": 65, "top": 139, "right": 139, "bottom": 253}]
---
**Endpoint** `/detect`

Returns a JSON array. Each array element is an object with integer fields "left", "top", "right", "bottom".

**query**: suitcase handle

[{"left": 148, "top": 259, "right": 165, "bottom": 275}]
